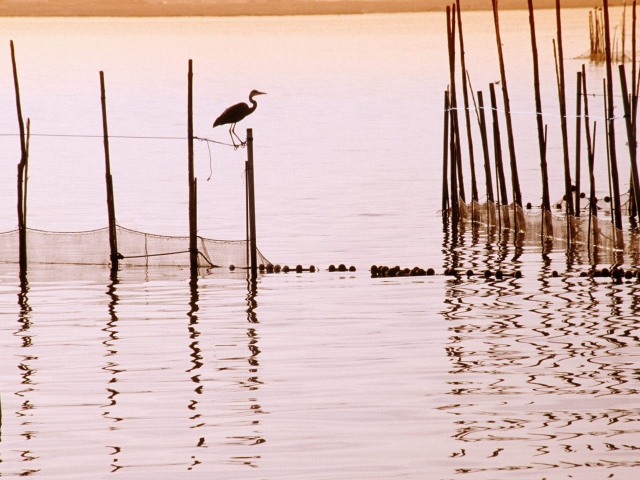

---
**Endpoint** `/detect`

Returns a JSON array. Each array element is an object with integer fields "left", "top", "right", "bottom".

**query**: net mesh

[
  {"left": 0, "top": 225, "right": 270, "bottom": 268},
  {"left": 451, "top": 199, "right": 640, "bottom": 261}
]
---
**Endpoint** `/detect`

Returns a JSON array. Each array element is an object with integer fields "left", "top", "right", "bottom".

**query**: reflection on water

[
  {"left": 15, "top": 276, "right": 39, "bottom": 477},
  {"left": 103, "top": 270, "right": 122, "bottom": 473},
  {"left": 187, "top": 276, "right": 204, "bottom": 471},
  {"left": 441, "top": 226, "right": 640, "bottom": 477}
]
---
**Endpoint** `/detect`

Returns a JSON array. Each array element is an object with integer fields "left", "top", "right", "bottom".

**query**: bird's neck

[{"left": 248, "top": 94, "right": 258, "bottom": 112}]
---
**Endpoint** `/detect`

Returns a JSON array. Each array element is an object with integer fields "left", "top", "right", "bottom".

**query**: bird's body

[{"left": 213, "top": 90, "right": 266, "bottom": 148}]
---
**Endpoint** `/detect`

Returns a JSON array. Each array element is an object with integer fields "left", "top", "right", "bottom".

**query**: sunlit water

[{"left": 1, "top": 8, "right": 640, "bottom": 479}]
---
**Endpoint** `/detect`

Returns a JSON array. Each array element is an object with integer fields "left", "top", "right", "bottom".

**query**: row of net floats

[{"left": 228, "top": 263, "right": 357, "bottom": 273}]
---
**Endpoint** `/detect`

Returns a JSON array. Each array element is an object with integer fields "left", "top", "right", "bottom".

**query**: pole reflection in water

[
  {"left": 15, "top": 273, "right": 39, "bottom": 476},
  {"left": 440, "top": 222, "right": 640, "bottom": 477},
  {"left": 225, "top": 274, "right": 265, "bottom": 468},
  {"left": 103, "top": 270, "right": 123, "bottom": 473},
  {"left": 187, "top": 276, "right": 204, "bottom": 471}
]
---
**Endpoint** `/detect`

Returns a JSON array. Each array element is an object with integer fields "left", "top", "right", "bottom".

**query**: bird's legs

[
  {"left": 228, "top": 125, "right": 239, "bottom": 149},
  {"left": 231, "top": 123, "right": 246, "bottom": 148}
]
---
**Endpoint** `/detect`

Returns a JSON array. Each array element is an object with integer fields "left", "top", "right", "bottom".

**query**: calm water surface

[{"left": 1, "top": 9, "right": 640, "bottom": 479}]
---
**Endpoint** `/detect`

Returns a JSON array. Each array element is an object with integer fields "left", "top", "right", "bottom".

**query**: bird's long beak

[{"left": 256, "top": 91, "right": 267, "bottom": 95}]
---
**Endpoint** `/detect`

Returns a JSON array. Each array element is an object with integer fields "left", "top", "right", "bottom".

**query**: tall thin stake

[
  {"left": 100, "top": 71, "right": 119, "bottom": 270},
  {"left": 619, "top": 64, "right": 640, "bottom": 217},
  {"left": 447, "top": 5, "right": 466, "bottom": 203},
  {"left": 442, "top": 90, "right": 450, "bottom": 218},
  {"left": 574, "top": 71, "right": 582, "bottom": 216},
  {"left": 554, "top": 0, "right": 574, "bottom": 216},
  {"left": 603, "top": 0, "right": 624, "bottom": 231},
  {"left": 456, "top": 0, "right": 478, "bottom": 203},
  {"left": 489, "top": 82, "right": 509, "bottom": 230},
  {"left": 11, "top": 40, "right": 27, "bottom": 274},
  {"left": 582, "top": 65, "right": 597, "bottom": 219},
  {"left": 491, "top": 0, "right": 522, "bottom": 208},
  {"left": 246, "top": 128, "right": 258, "bottom": 277},
  {"left": 188, "top": 59, "right": 198, "bottom": 276},
  {"left": 527, "top": 0, "right": 551, "bottom": 215},
  {"left": 477, "top": 91, "right": 494, "bottom": 203}
]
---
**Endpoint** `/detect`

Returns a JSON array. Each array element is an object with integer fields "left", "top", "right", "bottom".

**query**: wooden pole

[
  {"left": 24, "top": 118, "right": 30, "bottom": 232},
  {"left": 603, "top": 0, "right": 624, "bottom": 231},
  {"left": 100, "top": 71, "right": 119, "bottom": 269},
  {"left": 574, "top": 71, "right": 582, "bottom": 216},
  {"left": 11, "top": 40, "right": 27, "bottom": 273},
  {"left": 447, "top": 5, "right": 466, "bottom": 204},
  {"left": 477, "top": 91, "right": 494, "bottom": 203},
  {"left": 442, "top": 90, "right": 450, "bottom": 218},
  {"left": 553, "top": 0, "right": 574, "bottom": 216},
  {"left": 619, "top": 64, "right": 640, "bottom": 217},
  {"left": 491, "top": 0, "right": 522, "bottom": 208},
  {"left": 449, "top": 99, "right": 459, "bottom": 229},
  {"left": 455, "top": 0, "right": 478, "bottom": 203},
  {"left": 489, "top": 83, "right": 508, "bottom": 208},
  {"left": 246, "top": 128, "right": 258, "bottom": 277},
  {"left": 527, "top": 0, "right": 551, "bottom": 215},
  {"left": 188, "top": 59, "right": 197, "bottom": 275},
  {"left": 582, "top": 65, "right": 597, "bottom": 219},
  {"left": 604, "top": 79, "right": 616, "bottom": 227}
]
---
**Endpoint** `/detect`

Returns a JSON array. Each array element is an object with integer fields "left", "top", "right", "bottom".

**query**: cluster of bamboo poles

[
  {"left": 442, "top": 0, "right": 640, "bottom": 254},
  {"left": 590, "top": 4, "right": 628, "bottom": 63},
  {"left": 10, "top": 43, "right": 261, "bottom": 281}
]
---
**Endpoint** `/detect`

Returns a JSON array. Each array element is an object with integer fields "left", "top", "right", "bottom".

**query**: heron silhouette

[{"left": 213, "top": 90, "right": 266, "bottom": 149}]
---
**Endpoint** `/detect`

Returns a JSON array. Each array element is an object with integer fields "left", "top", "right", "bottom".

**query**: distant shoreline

[{"left": 0, "top": 0, "right": 626, "bottom": 18}]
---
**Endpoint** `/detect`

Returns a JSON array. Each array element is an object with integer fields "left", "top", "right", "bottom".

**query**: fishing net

[
  {"left": 451, "top": 199, "right": 640, "bottom": 264},
  {"left": 0, "top": 225, "right": 270, "bottom": 268}
]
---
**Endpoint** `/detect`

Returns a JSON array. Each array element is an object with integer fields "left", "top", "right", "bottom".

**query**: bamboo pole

[
  {"left": 188, "top": 59, "right": 198, "bottom": 275},
  {"left": 604, "top": 0, "right": 624, "bottom": 231},
  {"left": 477, "top": 91, "right": 494, "bottom": 204},
  {"left": 604, "top": 79, "right": 616, "bottom": 228},
  {"left": 246, "top": 128, "right": 258, "bottom": 277},
  {"left": 619, "top": 64, "right": 640, "bottom": 217},
  {"left": 574, "top": 71, "right": 582, "bottom": 216},
  {"left": 455, "top": 0, "right": 478, "bottom": 203},
  {"left": 450, "top": 98, "right": 459, "bottom": 228},
  {"left": 489, "top": 82, "right": 509, "bottom": 230},
  {"left": 582, "top": 65, "right": 597, "bottom": 219},
  {"left": 442, "top": 90, "right": 450, "bottom": 218},
  {"left": 11, "top": 40, "right": 27, "bottom": 273},
  {"left": 491, "top": 0, "right": 522, "bottom": 208},
  {"left": 24, "top": 118, "right": 30, "bottom": 232},
  {"left": 553, "top": 0, "right": 574, "bottom": 216},
  {"left": 100, "top": 71, "right": 119, "bottom": 269},
  {"left": 527, "top": 0, "right": 551, "bottom": 216},
  {"left": 446, "top": 5, "right": 466, "bottom": 203}
]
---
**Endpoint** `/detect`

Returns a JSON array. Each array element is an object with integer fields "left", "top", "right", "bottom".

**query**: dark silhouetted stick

[
  {"left": 527, "top": 0, "right": 551, "bottom": 215},
  {"left": 581, "top": 65, "right": 597, "bottom": 219},
  {"left": 491, "top": 0, "right": 521, "bottom": 208},
  {"left": 477, "top": 91, "right": 494, "bottom": 203},
  {"left": 619, "top": 64, "right": 640, "bottom": 217},
  {"left": 603, "top": 0, "right": 623, "bottom": 231},
  {"left": 489, "top": 82, "right": 509, "bottom": 230},
  {"left": 455, "top": 0, "right": 478, "bottom": 203},
  {"left": 442, "top": 90, "right": 450, "bottom": 218},
  {"left": 447, "top": 5, "right": 465, "bottom": 203},
  {"left": 246, "top": 128, "right": 257, "bottom": 277},
  {"left": 100, "top": 71, "right": 119, "bottom": 270},
  {"left": 449, "top": 98, "right": 459, "bottom": 228},
  {"left": 188, "top": 59, "right": 198, "bottom": 276},
  {"left": 11, "top": 40, "right": 27, "bottom": 273},
  {"left": 553, "top": 0, "right": 574, "bottom": 216},
  {"left": 574, "top": 71, "right": 582, "bottom": 216}
]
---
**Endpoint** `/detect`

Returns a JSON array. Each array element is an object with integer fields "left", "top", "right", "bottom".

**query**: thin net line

[
  {"left": 0, "top": 132, "right": 237, "bottom": 147},
  {"left": 446, "top": 106, "right": 622, "bottom": 121}
]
